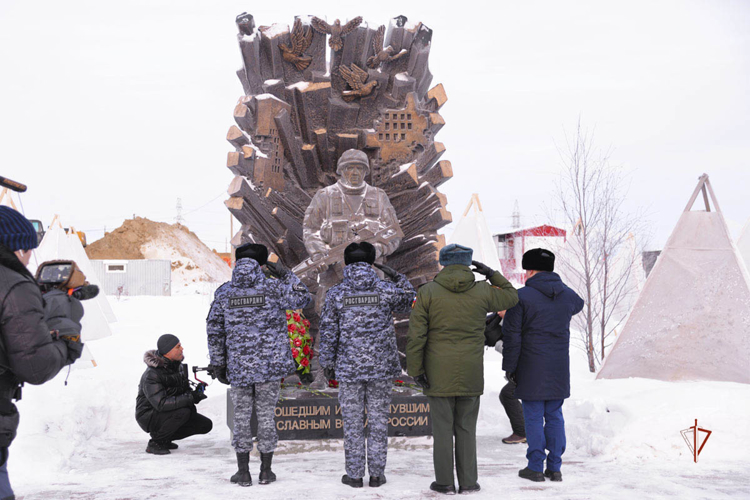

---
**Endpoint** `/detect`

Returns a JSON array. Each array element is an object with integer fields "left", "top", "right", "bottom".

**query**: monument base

[{"left": 226, "top": 383, "right": 432, "bottom": 440}]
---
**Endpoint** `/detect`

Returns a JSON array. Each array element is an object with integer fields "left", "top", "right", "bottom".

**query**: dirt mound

[{"left": 86, "top": 217, "right": 231, "bottom": 285}]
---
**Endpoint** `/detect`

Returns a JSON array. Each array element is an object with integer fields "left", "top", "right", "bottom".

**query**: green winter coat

[{"left": 406, "top": 265, "right": 518, "bottom": 397}]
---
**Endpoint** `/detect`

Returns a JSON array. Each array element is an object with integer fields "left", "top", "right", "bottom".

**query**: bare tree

[{"left": 554, "top": 119, "right": 648, "bottom": 372}]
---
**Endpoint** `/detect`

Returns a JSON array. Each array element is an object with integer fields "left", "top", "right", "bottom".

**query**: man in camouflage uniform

[
  {"left": 302, "top": 149, "right": 403, "bottom": 311},
  {"left": 206, "top": 243, "right": 311, "bottom": 487},
  {"left": 319, "top": 242, "right": 416, "bottom": 488}
]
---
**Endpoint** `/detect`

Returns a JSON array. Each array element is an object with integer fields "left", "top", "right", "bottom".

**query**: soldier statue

[{"left": 300, "top": 148, "right": 403, "bottom": 311}]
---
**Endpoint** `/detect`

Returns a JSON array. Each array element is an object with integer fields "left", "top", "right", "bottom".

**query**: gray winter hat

[
  {"left": 157, "top": 334, "right": 180, "bottom": 356},
  {"left": 336, "top": 149, "right": 370, "bottom": 175},
  {"left": 439, "top": 244, "right": 473, "bottom": 267}
]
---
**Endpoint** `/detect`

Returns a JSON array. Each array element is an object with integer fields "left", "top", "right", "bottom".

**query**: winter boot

[
  {"left": 166, "top": 442, "right": 179, "bottom": 450},
  {"left": 230, "top": 452, "right": 253, "bottom": 487},
  {"left": 544, "top": 469, "right": 563, "bottom": 482},
  {"left": 369, "top": 475, "right": 387, "bottom": 487},
  {"left": 518, "top": 467, "right": 545, "bottom": 482},
  {"left": 341, "top": 475, "right": 363, "bottom": 488},
  {"left": 458, "top": 483, "right": 481, "bottom": 493},
  {"left": 429, "top": 482, "right": 456, "bottom": 495},
  {"left": 502, "top": 433, "right": 527, "bottom": 444},
  {"left": 259, "top": 452, "right": 276, "bottom": 484},
  {"left": 146, "top": 440, "right": 170, "bottom": 455}
]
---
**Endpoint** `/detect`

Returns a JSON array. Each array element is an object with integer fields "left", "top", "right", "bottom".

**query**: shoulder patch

[
  {"left": 343, "top": 294, "right": 380, "bottom": 307},
  {"left": 229, "top": 295, "right": 266, "bottom": 308}
]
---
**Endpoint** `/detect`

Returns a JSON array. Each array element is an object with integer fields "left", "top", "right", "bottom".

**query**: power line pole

[{"left": 175, "top": 198, "right": 184, "bottom": 226}]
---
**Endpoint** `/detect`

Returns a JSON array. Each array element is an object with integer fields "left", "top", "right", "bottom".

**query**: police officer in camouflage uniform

[
  {"left": 319, "top": 242, "right": 416, "bottom": 489},
  {"left": 206, "top": 243, "right": 311, "bottom": 487}
]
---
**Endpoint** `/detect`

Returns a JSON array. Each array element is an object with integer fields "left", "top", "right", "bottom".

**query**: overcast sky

[{"left": 1, "top": 0, "right": 748, "bottom": 253}]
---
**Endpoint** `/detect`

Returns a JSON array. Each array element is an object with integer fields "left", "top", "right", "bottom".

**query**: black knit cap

[
  {"left": 522, "top": 248, "right": 555, "bottom": 272},
  {"left": 235, "top": 243, "right": 268, "bottom": 265},
  {"left": 0, "top": 206, "right": 38, "bottom": 252},
  {"left": 157, "top": 334, "right": 180, "bottom": 356},
  {"left": 344, "top": 241, "right": 376, "bottom": 265}
]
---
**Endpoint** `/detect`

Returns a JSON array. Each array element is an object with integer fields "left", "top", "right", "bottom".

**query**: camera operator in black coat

[
  {"left": 135, "top": 334, "right": 213, "bottom": 455},
  {"left": 0, "top": 206, "right": 85, "bottom": 500}
]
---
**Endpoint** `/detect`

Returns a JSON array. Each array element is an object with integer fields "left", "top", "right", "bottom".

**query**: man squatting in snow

[
  {"left": 318, "top": 242, "right": 416, "bottom": 488},
  {"left": 502, "top": 248, "right": 584, "bottom": 482},
  {"left": 136, "top": 334, "right": 213, "bottom": 454},
  {"left": 0, "top": 207, "right": 86, "bottom": 500},
  {"left": 206, "top": 243, "right": 311, "bottom": 487}
]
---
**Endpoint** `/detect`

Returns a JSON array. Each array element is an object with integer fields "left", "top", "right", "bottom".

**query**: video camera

[
  {"left": 190, "top": 366, "right": 218, "bottom": 394},
  {"left": 36, "top": 260, "right": 99, "bottom": 301}
]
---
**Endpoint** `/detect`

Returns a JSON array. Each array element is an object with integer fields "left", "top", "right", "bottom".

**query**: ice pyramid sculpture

[{"left": 597, "top": 174, "right": 750, "bottom": 383}]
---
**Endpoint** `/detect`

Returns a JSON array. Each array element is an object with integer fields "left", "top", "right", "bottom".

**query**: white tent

[
  {"left": 597, "top": 174, "right": 750, "bottom": 383},
  {"left": 738, "top": 218, "right": 750, "bottom": 271},
  {"left": 31, "top": 218, "right": 117, "bottom": 344},
  {"left": 448, "top": 194, "right": 504, "bottom": 276}
]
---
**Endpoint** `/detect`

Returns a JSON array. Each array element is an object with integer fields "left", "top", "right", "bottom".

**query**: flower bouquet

[{"left": 286, "top": 310, "right": 314, "bottom": 383}]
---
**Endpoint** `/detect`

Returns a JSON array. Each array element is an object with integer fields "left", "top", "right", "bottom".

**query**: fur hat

[
  {"left": 235, "top": 243, "right": 268, "bottom": 265},
  {"left": 344, "top": 241, "right": 376, "bottom": 265},
  {"left": 439, "top": 243, "right": 473, "bottom": 267},
  {"left": 522, "top": 248, "right": 555, "bottom": 272},
  {"left": 336, "top": 149, "right": 370, "bottom": 176},
  {"left": 157, "top": 334, "right": 180, "bottom": 356},
  {"left": 0, "top": 206, "right": 38, "bottom": 252}
]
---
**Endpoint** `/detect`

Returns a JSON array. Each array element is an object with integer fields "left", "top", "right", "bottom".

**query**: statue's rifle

[{"left": 292, "top": 226, "right": 401, "bottom": 280}]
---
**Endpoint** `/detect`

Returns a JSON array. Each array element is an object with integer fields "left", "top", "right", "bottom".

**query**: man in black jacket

[
  {"left": 485, "top": 311, "right": 526, "bottom": 444},
  {"left": 0, "top": 206, "right": 85, "bottom": 500},
  {"left": 135, "top": 334, "right": 213, "bottom": 455}
]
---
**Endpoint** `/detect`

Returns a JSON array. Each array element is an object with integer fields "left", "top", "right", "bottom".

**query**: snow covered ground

[{"left": 9, "top": 288, "right": 750, "bottom": 499}]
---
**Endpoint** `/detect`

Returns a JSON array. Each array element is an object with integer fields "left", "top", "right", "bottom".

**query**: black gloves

[
  {"left": 214, "top": 366, "right": 230, "bottom": 385},
  {"left": 62, "top": 338, "right": 84, "bottom": 364},
  {"left": 324, "top": 367, "right": 336, "bottom": 381},
  {"left": 373, "top": 262, "right": 399, "bottom": 281},
  {"left": 505, "top": 371, "right": 516, "bottom": 384},
  {"left": 471, "top": 260, "right": 495, "bottom": 278},
  {"left": 192, "top": 388, "right": 208, "bottom": 404},
  {"left": 266, "top": 260, "right": 289, "bottom": 278},
  {"left": 414, "top": 374, "right": 430, "bottom": 390}
]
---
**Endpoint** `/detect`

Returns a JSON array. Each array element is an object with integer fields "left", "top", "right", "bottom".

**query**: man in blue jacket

[{"left": 502, "top": 248, "right": 584, "bottom": 483}]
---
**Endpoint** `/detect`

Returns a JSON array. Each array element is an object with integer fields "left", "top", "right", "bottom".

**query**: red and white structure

[{"left": 493, "top": 225, "right": 567, "bottom": 283}]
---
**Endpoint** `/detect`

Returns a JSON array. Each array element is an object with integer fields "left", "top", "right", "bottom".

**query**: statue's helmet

[{"left": 336, "top": 149, "right": 370, "bottom": 176}]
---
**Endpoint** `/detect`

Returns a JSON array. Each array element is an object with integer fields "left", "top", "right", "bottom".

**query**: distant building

[
  {"left": 493, "top": 225, "right": 567, "bottom": 283},
  {"left": 642, "top": 250, "right": 661, "bottom": 277},
  {"left": 90, "top": 259, "right": 171, "bottom": 296}
]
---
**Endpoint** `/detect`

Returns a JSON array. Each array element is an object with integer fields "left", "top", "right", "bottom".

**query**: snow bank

[{"left": 480, "top": 342, "right": 750, "bottom": 465}]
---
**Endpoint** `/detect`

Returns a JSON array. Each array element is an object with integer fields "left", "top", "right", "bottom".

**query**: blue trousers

[
  {"left": 521, "top": 400, "right": 566, "bottom": 473},
  {"left": 0, "top": 450, "right": 13, "bottom": 500}
]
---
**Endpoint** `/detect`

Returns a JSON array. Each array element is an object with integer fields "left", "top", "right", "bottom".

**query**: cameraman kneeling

[
  {"left": 136, "top": 334, "right": 213, "bottom": 455},
  {"left": 0, "top": 207, "right": 85, "bottom": 500}
]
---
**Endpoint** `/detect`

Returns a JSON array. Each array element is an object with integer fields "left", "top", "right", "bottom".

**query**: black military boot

[
  {"left": 518, "top": 467, "right": 545, "bottom": 482},
  {"left": 230, "top": 452, "right": 252, "bottom": 487},
  {"left": 341, "top": 474, "right": 363, "bottom": 488},
  {"left": 259, "top": 452, "right": 276, "bottom": 484},
  {"left": 145, "top": 440, "right": 170, "bottom": 455},
  {"left": 429, "top": 482, "right": 456, "bottom": 495},
  {"left": 544, "top": 469, "right": 563, "bottom": 482},
  {"left": 369, "top": 474, "right": 387, "bottom": 487},
  {"left": 458, "top": 483, "right": 481, "bottom": 493}
]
